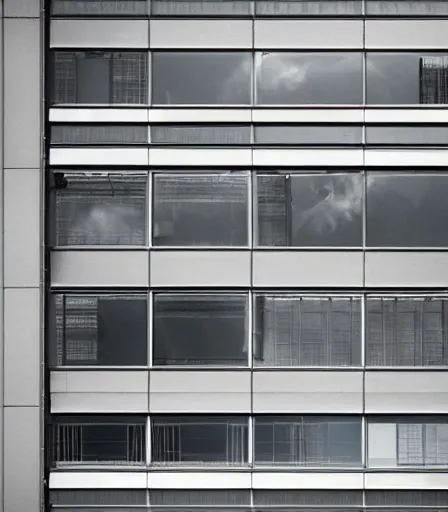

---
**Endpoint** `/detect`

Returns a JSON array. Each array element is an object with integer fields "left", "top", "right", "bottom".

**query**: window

[
  {"left": 51, "top": 0, "right": 148, "bottom": 15},
  {"left": 153, "top": 174, "right": 248, "bottom": 247},
  {"left": 152, "top": 52, "right": 252, "bottom": 105},
  {"left": 253, "top": 490, "right": 363, "bottom": 507},
  {"left": 366, "top": 173, "right": 448, "bottom": 247},
  {"left": 153, "top": 294, "right": 248, "bottom": 366},
  {"left": 254, "top": 296, "right": 361, "bottom": 367},
  {"left": 152, "top": 0, "right": 251, "bottom": 15},
  {"left": 255, "top": 125, "right": 362, "bottom": 145},
  {"left": 366, "top": 0, "right": 448, "bottom": 15},
  {"left": 151, "top": 125, "right": 251, "bottom": 145},
  {"left": 366, "top": 297, "right": 448, "bottom": 367},
  {"left": 151, "top": 416, "right": 249, "bottom": 465},
  {"left": 50, "top": 490, "right": 147, "bottom": 507},
  {"left": 53, "top": 172, "right": 147, "bottom": 246},
  {"left": 52, "top": 51, "right": 148, "bottom": 105},
  {"left": 366, "top": 126, "right": 448, "bottom": 146},
  {"left": 256, "top": 53, "right": 363, "bottom": 105},
  {"left": 368, "top": 417, "right": 448, "bottom": 467},
  {"left": 256, "top": 173, "right": 363, "bottom": 247},
  {"left": 366, "top": 53, "right": 448, "bottom": 105},
  {"left": 254, "top": 416, "right": 362, "bottom": 467},
  {"left": 149, "top": 490, "right": 251, "bottom": 506},
  {"left": 256, "top": 0, "right": 362, "bottom": 15},
  {"left": 365, "top": 491, "right": 448, "bottom": 507},
  {"left": 52, "top": 416, "right": 146, "bottom": 466},
  {"left": 52, "top": 294, "right": 148, "bottom": 367},
  {"left": 51, "top": 125, "right": 148, "bottom": 145}
]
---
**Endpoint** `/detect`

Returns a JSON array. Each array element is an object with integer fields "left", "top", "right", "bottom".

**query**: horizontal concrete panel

[
  {"left": 149, "top": 109, "right": 251, "bottom": 123},
  {"left": 365, "top": 109, "right": 448, "bottom": 124},
  {"left": 51, "top": 251, "right": 149, "bottom": 287},
  {"left": 51, "top": 392, "right": 149, "bottom": 413},
  {"left": 253, "top": 371, "right": 363, "bottom": 413},
  {"left": 150, "top": 148, "right": 252, "bottom": 167},
  {"left": 253, "top": 149, "right": 363, "bottom": 167},
  {"left": 253, "top": 109, "right": 364, "bottom": 123},
  {"left": 253, "top": 472, "right": 364, "bottom": 490},
  {"left": 4, "top": 0, "right": 40, "bottom": 16},
  {"left": 365, "top": 472, "right": 448, "bottom": 490},
  {"left": 365, "top": 150, "right": 448, "bottom": 167},
  {"left": 255, "top": 20, "right": 363, "bottom": 49},
  {"left": 150, "top": 20, "right": 252, "bottom": 48},
  {"left": 365, "top": 371, "right": 448, "bottom": 414},
  {"left": 51, "top": 371, "right": 148, "bottom": 393},
  {"left": 50, "top": 472, "right": 147, "bottom": 489},
  {"left": 148, "top": 472, "right": 251, "bottom": 489},
  {"left": 366, "top": 20, "right": 448, "bottom": 49},
  {"left": 365, "top": 252, "right": 448, "bottom": 288},
  {"left": 50, "top": 20, "right": 149, "bottom": 48},
  {"left": 150, "top": 251, "right": 251, "bottom": 287},
  {"left": 150, "top": 371, "right": 251, "bottom": 413},
  {"left": 50, "top": 108, "right": 148, "bottom": 123},
  {"left": 253, "top": 251, "right": 364, "bottom": 288},
  {"left": 50, "top": 148, "right": 149, "bottom": 166}
]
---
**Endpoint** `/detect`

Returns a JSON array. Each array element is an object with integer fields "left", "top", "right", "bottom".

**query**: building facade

[{"left": 6, "top": 0, "right": 448, "bottom": 511}]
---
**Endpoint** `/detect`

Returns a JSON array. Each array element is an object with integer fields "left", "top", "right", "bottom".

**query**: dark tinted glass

[
  {"left": 256, "top": 53, "right": 363, "bottom": 105},
  {"left": 256, "top": 0, "right": 362, "bottom": 15},
  {"left": 367, "top": 53, "right": 448, "bottom": 105},
  {"left": 366, "top": 173, "right": 448, "bottom": 247},
  {"left": 367, "top": 0, "right": 448, "bottom": 15},
  {"left": 365, "top": 491, "right": 448, "bottom": 506},
  {"left": 152, "top": 52, "right": 252, "bottom": 105},
  {"left": 52, "top": 294, "right": 148, "bottom": 367},
  {"left": 257, "top": 173, "right": 363, "bottom": 247},
  {"left": 153, "top": 294, "right": 248, "bottom": 366},
  {"left": 50, "top": 490, "right": 147, "bottom": 506},
  {"left": 150, "top": 490, "right": 251, "bottom": 506},
  {"left": 366, "top": 126, "right": 448, "bottom": 145},
  {"left": 253, "top": 491, "right": 363, "bottom": 506},
  {"left": 152, "top": 0, "right": 251, "bottom": 15},
  {"left": 151, "top": 125, "right": 251, "bottom": 145},
  {"left": 51, "top": 0, "right": 148, "bottom": 15},
  {"left": 255, "top": 125, "right": 362, "bottom": 145}
]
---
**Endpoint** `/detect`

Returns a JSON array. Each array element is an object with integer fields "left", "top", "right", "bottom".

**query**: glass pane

[
  {"left": 367, "top": 0, "right": 448, "bottom": 15},
  {"left": 253, "top": 491, "right": 363, "bottom": 506},
  {"left": 54, "top": 172, "right": 147, "bottom": 246},
  {"left": 256, "top": 0, "right": 362, "bottom": 15},
  {"left": 365, "top": 491, "right": 448, "bottom": 506},
  {"left": 256, "top": 173, "right": 363, "bottom": 247},
  {"left": 51, "top": 0, "right": 148, "bottom": 15},
  {"left": 254, "top": 296, "right": 361, "bottom": 367},
  {"left": 153, "top": 294, "right": 248, "bottom": 366},
  {"left": 152, "top": 0, "right": 251, "bottom": 15},
  {"left": 152, "top": 52, "right": 252, "bottom": 105},
  {"left": 151, "top": 125, "right": 251, "bottom": 145},
  {"left": 78, "top": 55, "right": 110, "bottom": 103},
  {"left": 153, "top": 174, "right": 248, "bottom": 247},
  {"left": 51, "top": 125, "right": 148, "bottom": 145},
  {"left": 366, "top": 173, "right": 448, "bottom": 247},
  {"left": 367, "top": 53, "right": 448, "bottom": 105},
  {"left": 52, "top": 294, "right": 148, "bottom": 367},
  {"left": 366, "top": 126, "right": 448, "bottom": 145},
  {"left": 151, "top": 416, "right": 249, "bottom": 465},
  {"left": 255, "top": 125, "right": 362, "bottom": 145},
  {"left": 50, "top": 490, "right": 147, "bottom": 505},
  {"left": 254, "top": 416, "right": 362, "bottom": 467},
  {"left": 256, "top": 53, "right": 363, "bottom": 105},
  {"left": 149, "top": 491, "right": 251, "bottom": 506}
]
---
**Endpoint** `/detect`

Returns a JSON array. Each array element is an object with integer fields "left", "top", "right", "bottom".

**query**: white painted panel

[
  {"left": 51, "top": 251, "right": 149, "bottom": 287},
  {"left": 365, "top": 252, "right": 448, "bottom": 288},
  {"left": 148, "top": 472, "right": 251, "bottom": 489},
  {"left": 368, "top": 423, "right": 397, "bottom": 468},
  {"left": 365, "top": 372, "right": 448, "bottom": 414},
  {"left": 253, "top": 251, "right": 364, "bottom": 288},
  {"left": 366, "top": 20, "right": 448, "bottom": 49},
  {"left": 150, "top": 149, "right": 252, "bottom": 167},
  {"left": 5, "top": 0, "right": 40, "bottom": 16},
  {"left": 253, "top": 149, "right": 363, "bottom": 167},
  {"left": 51, "top": 371, "right": 148, "bottom": 393},
  {"left": 49, "top": 472, "right": 147, "bottom": 489},
  {"left": 50, "top": 108, "right": 148, "bottom": 123},
  {"left": 253, "top": 109, "right": 364, "bottom": 123},
  {"left": 365, "top": 150, "right": 448, "bottom": 167},
  {"left": 50, "top": 20, "right": 149, "bottom": 48},
  {"left": 253, "top": 472, "right": 364, "bottom": 490},
  {"left": 150, "top": 371, "right": 251, "bottom": 413},
  {"left": 50, "top": 148, "right": 149, "bottom": 166},
  {"left": 255, "top": 20, "right": 363, "bottom": 49},
  {"left": 253, "top": 371, "right": 363, "bottom": 413},
  {"left": 365, "top": 473, "right": 448, "bottom": 490},
  {"left": 150, "top": 20, "right": 252, "bottom": 48},
  {"left": 150, "top": 251, "right": 251, "bottom": 287},
  {"left": 149, "top": 109, "right": 251, "bottom": 123},
  {"left": 51, "top": 372, "right": 67, "bottom": 393},
  {"left": 51, "top": 392, "right": 149, "bottom": 413},
  {"left": 365, "top": 109, "right": 448, "bottom": 124}
]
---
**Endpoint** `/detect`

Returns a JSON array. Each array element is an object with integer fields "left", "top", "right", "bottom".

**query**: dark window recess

[
  {"left": 54, "top": 172, "right": 147, "bottom": 246},
  {"left": 151, "top": 416, "right": 249, "bottom": 465},
  {"left": 149, "top": 490, "right": 251, "bottom": 506},
  {"left": 52, "top": 294, "right": 148, "bottom": 367},
  {"left": 256, "top": 0, "right": 362, "bottom": 15},
  {"left": 256, "top": 173, "right": 363, "bottom": 247},
  {"left": 152, "top": 0, "right": 251, "bottom": 15},
  {"left": 49, "top": 490, "right": 147, "bottom": 506},
  {"left": 254, "top": 296, "right": 362, "bottom": 367},
  {"left": 153, "top": 294, "right": 247, "bottom": 366},
  {"left": 153, "top": 174, "right": 248, "bottom": 247},
  {"left": 366, "top": 297, "right": 448, "bottom": 367},
  {"left": 52, "top": 51, "right": 148, "bottom": 105},
  {"left": 52, "top": 416, "right": 146, "bottom": 466},
  {"left": 151, "top": 125, "right": 251, "bottom": 145},
  {"left": 253, "top": 490, "right": 363, "bottom": 507},
  {"left": 255, "top": 125, "right": 362, "bottom": 145},
  {"left": 366, "top": 126, "right": 448, "bottom": 146},
  {"left": 51, "top": 124, "right": 148, "bottom": 145},
  {"left": 366, "top": 173, "right": 448, "bottom": 247},
  {"left": 51, "top": 0, "right": 148, "bottom": 16},
  {"left": 254, "top": 416, "right": 362, "bottom": 467},
  {"left": 365, "top": 491, "right": 448, "bottom": 507},
  {"left": 366, "top": 0, "right": 448, "bottom": 16}
]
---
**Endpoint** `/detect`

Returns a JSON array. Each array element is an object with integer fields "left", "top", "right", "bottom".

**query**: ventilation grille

[
  {"left": 365, "top": 491, "right": 448, "bottom": 506},
  {"left": 50, "top": 490, "right": 147, "bottom": 506},
  {"left": 150, "top": 490, "right": 251, "bottom": 506},
  {"left": 253, "top": 491, "right": 363, "bottom": 507},
  {"left": 151, "top": 0, "right": 251, "bottom": 15},
  {"left": 52, "top": 0, "right": 148, "bottom": 16},
  {"left": 51, "top": 125, "right": 148, "bottom": 145},
  {"left": 151, "top": 125, "right": 251, "bottom": 145}
]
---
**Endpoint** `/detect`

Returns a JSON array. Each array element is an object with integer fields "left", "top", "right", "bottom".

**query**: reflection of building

[{"left": 7, "top": 0, "right": 448, "bottom": 511}]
